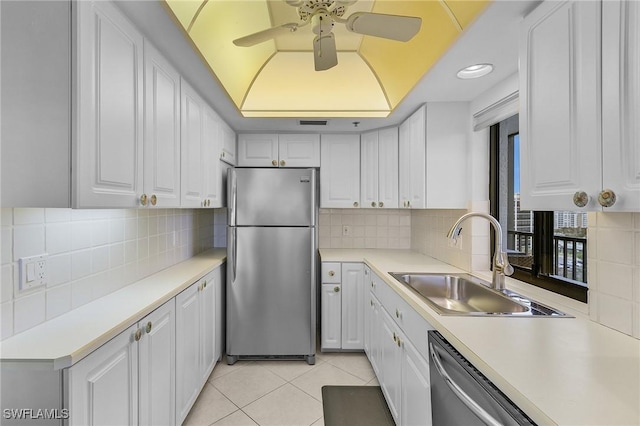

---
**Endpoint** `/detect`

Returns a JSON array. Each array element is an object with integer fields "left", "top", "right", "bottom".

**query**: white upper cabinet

[
  {"left": 361, "top": 128, "right": 399, "bottom": 208},
  {"left": 278, "top": 134, "right": 321, "bottom": 167},
  {"left": 320, "top": 134, "right": 361, "bottom": 208},
  {"left": 399, "top": 106, "right": 426, "bottom": 209},
  {"left": 219, "top": 121, "right": 237, "bottom": 166},
  {"left": 143, "top": 40, "right": 181, "bottom": 208},
  {"left": 237, "top": 133, "right": 320, "bottom": 167},
  {"left": 202, "top": 106, "right": 224, "bottom": 208},
  {"left": 180, "top": 79, "right": 205, "bottom": 207},
  {"left": 425, "top": 103, "right": 469, "bottom": 209},
  {"left": 602, "top": 0, "right": 640, "bottom": 211},
  {"left": 1, "top": 1, "right": 71, "bottom": 207},
  {"left": 520, "top": 0, "right": 639, "bottom": 211},
  {"left": 237, "top": 134, "right": 279, "bottom": 167},
  {"left": 73, "top": 0, "right": 144, "bottom": 208}
]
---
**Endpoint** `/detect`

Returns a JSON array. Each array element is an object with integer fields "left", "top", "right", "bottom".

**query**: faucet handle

[{"left": 500, "top": 252, "right": 514, "bottom": 276}]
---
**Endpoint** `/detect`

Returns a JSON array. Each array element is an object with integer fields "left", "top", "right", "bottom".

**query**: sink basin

[{"left": 389, "top": 273, "right": 570, "bottom": 317}]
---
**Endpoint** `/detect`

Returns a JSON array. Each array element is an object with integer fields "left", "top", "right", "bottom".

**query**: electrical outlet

[
  {"left": 18, "top": 254, "right": 48, "bottom": 292},
  {"left": 342, "top": 225, "right": 352, "bottom": 237}
]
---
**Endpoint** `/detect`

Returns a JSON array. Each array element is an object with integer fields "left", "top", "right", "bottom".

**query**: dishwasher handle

[{"left": 429, "top": 342, "right": 502, "bottom": 426}]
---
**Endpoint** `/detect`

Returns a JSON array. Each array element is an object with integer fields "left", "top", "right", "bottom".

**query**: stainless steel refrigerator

[{"left": 226, "top": 168, "right": 317, "bottom": 365}]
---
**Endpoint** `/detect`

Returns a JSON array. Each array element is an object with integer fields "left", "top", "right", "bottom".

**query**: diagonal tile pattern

[{"left": 183, "top": 347, "right": 378, "bottom": 426}]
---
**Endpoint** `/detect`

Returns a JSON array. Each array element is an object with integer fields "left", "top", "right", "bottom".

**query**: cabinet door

[
  {"left": 425, "top": 103, "right": 468, "bottom": 209},
  {"left": 367, "top": 292, "right": 382, "bottom": 376},
  {"left": 363, "top": 267, "right": 371, "bottom": 355},
  {"left": 138, "top": 300, "right": 175, "bottom": 426},
  {"left": 237, "top": 134, "right": 279, "bottom": 167},
  {"left": 180, "top": 79, "right": 205, "bottom": 207},
  {"left": 360, "top": 131, "right": 379, "bottom": 208},
  {"left": 200, "top": 273, "right": 216, "bottom": 381},
  {"left": 202, "top": 106, "right": 222, "bottom": 208},
  {"left": 175, "top": 283, "right": 201, "bottom": 425},
  {"left": 379, "top": 309, "right": 402, "bottom": 424},
  {"left": 377, "top": 127, "right": 399, "bottom": 209},
  {"left": 220, "top": 123, "right": 237, "bottom": 166},
  {"left": 519, "top": 0, "right": 601, "bottom": 211},
  {"left": 399, "top": 106, "right": 426, "bottom": 209},
  {"left": 320, "top": 134, "right": 361, "bottom": 208},
  {"left": 74, "top": 0, "right": 144, "bottom": 208},
  {"left": 321, "top": 284, "right": 342, "bottom": 350},
  {"left": 602, "top": 0, "right": 640, "bottom": 211},
  {"left": 341, "top": 263, "right": 364, "bottom": 350},
  {"left": 213, "top": 265, "right": 225, "bottom": 362},
  {"left": 401, "top": 337, "right": 432, "bottom": 426},
  {"left": 279, "top": 134, "right": 321, "bottom": 167},
  {"left": 67, "top": 325, "right": 138, "bottom": 426},
  {"left": 143, "top": 40, "right": 181, "bottom": 208}
]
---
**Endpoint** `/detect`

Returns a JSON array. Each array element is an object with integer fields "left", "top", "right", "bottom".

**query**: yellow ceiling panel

[
  {"left": 164, "top": 0, "right": 491, "bottom": 117},
  {"left": 242, "top": 52, "right": 389, "bottom": 117},
  {"left": 360, "top": 1, "right": 460, "bottom": 108},
  {"left": 164, "top": 0, "right": 203, "bottom": 30}
]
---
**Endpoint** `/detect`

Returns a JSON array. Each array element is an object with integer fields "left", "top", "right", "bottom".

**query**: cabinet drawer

[
  {"left": 322, "top": 263, "right": 341, "bottom": 283},
  {"left": 376, "top": 272, "right": 434, "bottom": 357}
]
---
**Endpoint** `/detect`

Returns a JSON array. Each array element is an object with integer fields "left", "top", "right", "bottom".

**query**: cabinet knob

[
  {"left": 598, "top": 189, "right": 617, "bottom": 208},
  {"left": 334, "top": 286, "right": 340, "bottom": 292},
  {"left": 203, "top": 280, "right": 207, "bottom": 288},
  {"left": 328, "top": 270, "right": 335, "bottom": 277},
  {"left": 379, "top": 201, "right": 384, "bottom": 208},
  {"left": 371, "top": 201, "right": 376, "bottom": 207},
  {"left": 150, "top": 194, "right": 157, "bottom": 206},
  {"left": 572, "top": 191, "right": 589, "bottom": 208},
  {"left": 370, "top": 300, "right": 374, "bottom": 307},
  {"left": 353, "top": 201, "right": 359, "bottom": 208},
  {"left": 397, "top": 337, "right": 402, "bottom": 348},
  {"left": 395, "top": 308, "right": 400, "bottom": 319},
  {"left": 393, "top": 332, "right": 397, "bottom": 342},
  {"left": 134, "top": 329, "right": 142, "bottom": 341},
  {"left": 272, "top": 160, "right": 278, "bottom": 166},
  {"left": 280, "top": 160, "right": 286, "bottom": 167},
  {"left": 407, "top": 200, "right": 411, "bottom": 208},
  {"left": 145, "top": 321, "right": 152, "bottom": 334},
  {"left": 140, "top": 194, "right": 148, "bottom": 206}
]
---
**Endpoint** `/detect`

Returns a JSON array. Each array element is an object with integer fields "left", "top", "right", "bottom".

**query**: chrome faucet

[{"left": 446, "top": 212, "right": 514, "bottom": 291}]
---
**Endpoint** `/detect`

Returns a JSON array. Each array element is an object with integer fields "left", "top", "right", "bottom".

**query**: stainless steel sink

[{"left": 389, "top": 273, "right": 570, "bottom": 317}]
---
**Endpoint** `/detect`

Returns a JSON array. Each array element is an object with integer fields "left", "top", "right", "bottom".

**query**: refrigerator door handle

[
  {"left": 229, "top": 227, "right": 237, "bottom": 284},
  {"left": 228, "top": 168, "right": 237, "bottom": 226}
]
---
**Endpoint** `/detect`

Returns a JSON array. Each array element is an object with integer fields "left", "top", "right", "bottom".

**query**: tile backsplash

[
  {"left": 1, "top": 208, "right": 217, "bottom": 340},
  {"left": 318, "top": 209, "right": 411, "bottom": 249},
  {"left": 587, "top": 212, "right": 640, "bottom": 339}
]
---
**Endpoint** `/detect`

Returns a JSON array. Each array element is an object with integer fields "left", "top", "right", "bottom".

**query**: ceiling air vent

[{"left": 299, "top": 120, "right": 328, "bottom": 126}]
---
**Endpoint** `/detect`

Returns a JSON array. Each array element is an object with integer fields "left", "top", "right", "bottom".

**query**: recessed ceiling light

[{"left": 456, "top": 63, "right": 494, "bottom": 79}]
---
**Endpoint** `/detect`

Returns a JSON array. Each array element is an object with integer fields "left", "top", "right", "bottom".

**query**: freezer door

[
  {"left": 227, "top": 226, "right": 316, "bottom": 357},
  {"left": 229, "top": 168, "right": 316, "bottom": 226}
]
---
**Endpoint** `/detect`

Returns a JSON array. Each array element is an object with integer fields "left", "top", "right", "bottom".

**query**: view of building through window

[{"left": 507, "top": 134, "right": 588, "bottom": 284}]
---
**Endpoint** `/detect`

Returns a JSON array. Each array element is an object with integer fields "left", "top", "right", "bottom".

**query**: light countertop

[
  {"left": 0, "top": 249, "right": 226, "bottom": 370},
  {"left": 320, "top": 249, "right": 640, "bottom": 426}
]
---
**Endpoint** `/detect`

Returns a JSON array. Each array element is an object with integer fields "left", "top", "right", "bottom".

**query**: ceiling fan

[{"left": 232, "top": 0, "right": 422, "bottom": 71}]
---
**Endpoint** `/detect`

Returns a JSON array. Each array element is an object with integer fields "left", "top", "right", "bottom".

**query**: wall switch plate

[{"left": 18, "top": 254, "right": 48, "bottom": 292}]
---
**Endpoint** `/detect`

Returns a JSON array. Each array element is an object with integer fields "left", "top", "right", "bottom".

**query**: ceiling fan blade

[
  {"left": 313, "top": 33, "right": 338, "bottom": 71},
  {"left": 345, "top": 12, "right": 422, "bottom": 42},
  {"left": 233, "top": 23, "right": 298, "bottom": 47}
]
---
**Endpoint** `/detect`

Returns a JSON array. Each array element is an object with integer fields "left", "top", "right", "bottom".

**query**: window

[{"left": 490, "top": 116, "right": 588, "bottom": 303}]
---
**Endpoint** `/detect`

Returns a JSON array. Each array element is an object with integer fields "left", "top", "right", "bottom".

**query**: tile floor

[{"left": 183, "top": 347, "right": 378, "bottom": 426}]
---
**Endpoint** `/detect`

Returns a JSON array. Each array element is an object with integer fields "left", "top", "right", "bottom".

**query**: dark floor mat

[{"left": 322, "top": 385, "right": 395, "bottom": 426}]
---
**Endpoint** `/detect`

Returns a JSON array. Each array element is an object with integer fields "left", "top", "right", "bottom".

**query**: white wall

[{"left": 0, "top": 208, "right": 216, "bottom": 340}]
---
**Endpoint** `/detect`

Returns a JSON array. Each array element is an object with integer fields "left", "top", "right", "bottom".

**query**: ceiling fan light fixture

[{"left": 456, "top": 63, "right": 494, "bottom": 79}]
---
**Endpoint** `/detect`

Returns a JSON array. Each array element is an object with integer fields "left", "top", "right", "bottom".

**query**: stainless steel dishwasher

[{"left": 428, "top": 331, "right": 537, "bottom": 426}]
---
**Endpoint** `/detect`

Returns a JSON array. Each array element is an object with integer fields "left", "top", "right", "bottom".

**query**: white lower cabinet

[
  {"left": 320, "top": 262, "right": 365, "bottom": 351},
  {"left": 67, "top": 299, "right": 175, "bottom": 426},
  {"left": 366, "top": 270, "right": 433, "bottom": 426},
  {"left": 379, "top": 308, "right": 403, "bottom": 423},
  {"left": 175, "top": 271, "right": 217, "bottom": 425}
]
